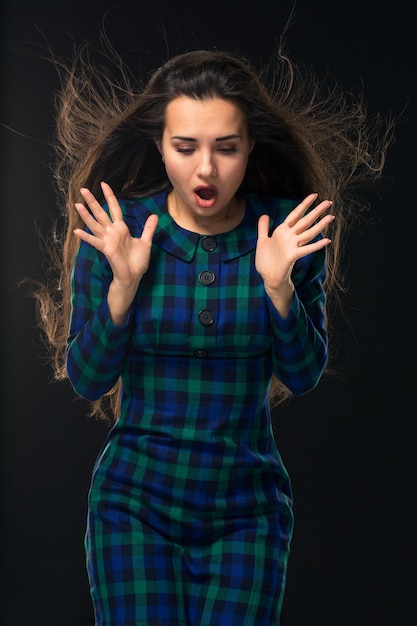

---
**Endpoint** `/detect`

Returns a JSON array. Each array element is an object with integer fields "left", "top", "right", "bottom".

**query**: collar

[{"left": 121, "top": 192, "right": 295, "bottom": 262}]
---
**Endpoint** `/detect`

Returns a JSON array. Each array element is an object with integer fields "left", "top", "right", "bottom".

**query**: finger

[
  {"left": 257, "top": 214, "right": 271, "bottom": 240},
  {"left": 297, "top": 214, "right": 335, "bottom": 246},
  {"left": 79, "top": 187, "right": 111, "bottom": 225},
  {"left": 100, "top": 181, "right": 124, "bottom": 222},
  {"left": 73, "top": 227, "right": 105, "bottom": 251},
  {"left": 141, "top": 214, "right": 159, "bottom": 243},
  {"left": 74, "top": 203, "right": 104, "bottom": 236},
  {"left": 295, "top": 237, "right": 332, "bottom": 257},
  {"left": 285, "top": 193, "right": 318, "bottom": 227},
  {"left": 293, "top": 200, "right": 333, "bottom": 234}
]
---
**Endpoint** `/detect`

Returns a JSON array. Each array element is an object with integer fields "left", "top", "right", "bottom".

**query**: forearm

[
  {"left": 107, "top": 278, "right": 140, "bottom": 326},
  {"left": 263, "top": 280, "right": 295, "bottom": 319},
  {"left": 66, "top": 298, "right": 132, "bottom": 400},
  {"left": 267, "top": 291, "right": 328, "bottom": 395}
]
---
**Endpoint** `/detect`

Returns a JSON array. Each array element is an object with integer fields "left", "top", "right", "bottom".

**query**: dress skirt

[{"left": 85, "top": 426, "right": 294, "bottom": 626}]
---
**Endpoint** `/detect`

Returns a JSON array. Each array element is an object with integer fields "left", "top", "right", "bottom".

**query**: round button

[
  {"left": 198, "top": 310, "right": 214, "bottom": 326},
  {"left": 201, "top": 236, "right": 217, "bottom": 252},
  {"left": 198, "top": 270, "right": 215, "bottom": 286}
]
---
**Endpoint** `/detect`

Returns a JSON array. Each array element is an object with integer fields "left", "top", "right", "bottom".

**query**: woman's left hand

[
  {"left": 255, "top": 193, "right": 334, "bottom": 292},
  {"left": 255, "top": 193, "right": 334, "bottom": 317}
]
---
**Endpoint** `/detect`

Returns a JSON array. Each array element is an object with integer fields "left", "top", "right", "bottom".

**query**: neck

[{"left": 167, "top": 192, "right": 245, "bottom": 235}]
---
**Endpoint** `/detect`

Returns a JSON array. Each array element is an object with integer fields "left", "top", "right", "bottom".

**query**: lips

[
  {"left": 195, "top": 185, "right": 217, "bottom": 200},
  {"left": 194, "top": 185, "right": 218, "bottom": 208}
]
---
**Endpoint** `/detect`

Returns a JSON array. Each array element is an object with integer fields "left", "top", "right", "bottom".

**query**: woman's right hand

[{"left": 74, "top": 181, "right": 159, "bottom": 325}]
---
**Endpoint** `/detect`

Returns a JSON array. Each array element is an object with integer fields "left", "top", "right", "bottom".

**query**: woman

[{"left": 36, "top": 45, "right": 392, "bottom": 625}]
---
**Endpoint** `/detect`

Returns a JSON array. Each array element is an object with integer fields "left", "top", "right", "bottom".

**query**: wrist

[
  {"left": 107, "top": 280, "right": 138, "bottom": 326},
  {"left": 264, "top": 280, "right": 294, "bottom": 319},
  {"left": 264, "top": 279, "right": 294, "bottom": 299}
]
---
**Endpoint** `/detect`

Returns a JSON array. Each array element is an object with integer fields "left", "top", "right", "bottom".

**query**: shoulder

[
  {"left": 245, "top": 193, "right": 299, "bottom": 227},
  {"left": 118, "top": 193, "right": 167, "bottom": 219},
  {"left": 117, "top": 193, "right": 167, "bottom": 235}
]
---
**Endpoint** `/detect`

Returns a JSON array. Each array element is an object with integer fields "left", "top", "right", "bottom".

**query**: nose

[{"left": 196, "top": 151, "right": 217, "bottom": 177}]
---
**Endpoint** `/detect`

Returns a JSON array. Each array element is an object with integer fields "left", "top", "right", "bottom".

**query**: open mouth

[
  {"left": 194, "top": 186, "right": 218, "bottom": 208},
  {"left": 195, "top": 187, "right": 217, "bottom": 200}
]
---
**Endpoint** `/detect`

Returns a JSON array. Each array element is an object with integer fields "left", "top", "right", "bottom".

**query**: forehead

[{"left": 164, "top": 96, "right": 247, "bottom": 134}]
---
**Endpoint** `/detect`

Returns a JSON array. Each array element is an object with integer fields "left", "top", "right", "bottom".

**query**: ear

[
  {"left": 154, "top": 140, "right": 165, "bottom": 163},
  {"left": 155, "top": 140, "right": 165, "bottom": 163}
]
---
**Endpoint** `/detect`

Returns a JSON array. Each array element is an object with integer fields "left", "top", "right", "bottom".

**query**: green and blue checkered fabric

[{"left": 67, "top": 192, "right": 328, "bottom": 625}]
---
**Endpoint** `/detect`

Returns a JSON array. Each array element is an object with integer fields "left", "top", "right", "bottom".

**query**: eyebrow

[{"left": 171, "top": 134, "right": 242, "bottom": 142}]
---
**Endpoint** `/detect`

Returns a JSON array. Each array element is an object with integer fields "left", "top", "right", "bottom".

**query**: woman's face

[{"left": 158, "top": 96, "right": 254, "bottom": 232}]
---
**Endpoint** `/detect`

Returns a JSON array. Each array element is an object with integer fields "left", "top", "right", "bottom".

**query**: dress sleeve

[
  {"left": 66, "top": 238, "right": 134, "bottom": 400},
  {"left": 266, "top": 246, "right": 329, "bottom": 395}
]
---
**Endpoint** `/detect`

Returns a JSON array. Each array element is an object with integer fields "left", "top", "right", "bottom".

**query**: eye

[
  {"left": 217, "top": 146, "right": 238, "bottom": 154},
  {"left": 176, "top": 147, "right": 195, "bottom": 155}
]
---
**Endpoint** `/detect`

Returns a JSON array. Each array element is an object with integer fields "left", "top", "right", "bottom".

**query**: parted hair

[{"left": 34, "top": 37, "right": 395, "bottom": 420}]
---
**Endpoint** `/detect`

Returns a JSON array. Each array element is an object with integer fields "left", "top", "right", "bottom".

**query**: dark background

[{"left": 1, "top": 1, "right": 414, "bottom": 625}]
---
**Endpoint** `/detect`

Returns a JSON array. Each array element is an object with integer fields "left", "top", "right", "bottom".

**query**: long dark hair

[{"left": 34, "top": 40, "right": 395, "bottom": 420}]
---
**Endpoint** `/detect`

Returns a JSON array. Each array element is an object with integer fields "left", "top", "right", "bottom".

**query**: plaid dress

[{"left": 67, "top": 192, "right": 328, "bottom": 626}]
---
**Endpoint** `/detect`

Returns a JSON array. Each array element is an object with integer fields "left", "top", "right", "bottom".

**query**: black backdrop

[{"left": 1, "top": 1, "right": 415, "bottom": 625}]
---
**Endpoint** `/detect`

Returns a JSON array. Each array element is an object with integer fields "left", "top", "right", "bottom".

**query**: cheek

[
  {"left": 225, "top": 158, "right": 249, "bottom": 182},
  {"left": 163, "top": 158, "right": 190, "bottom": 188}
]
